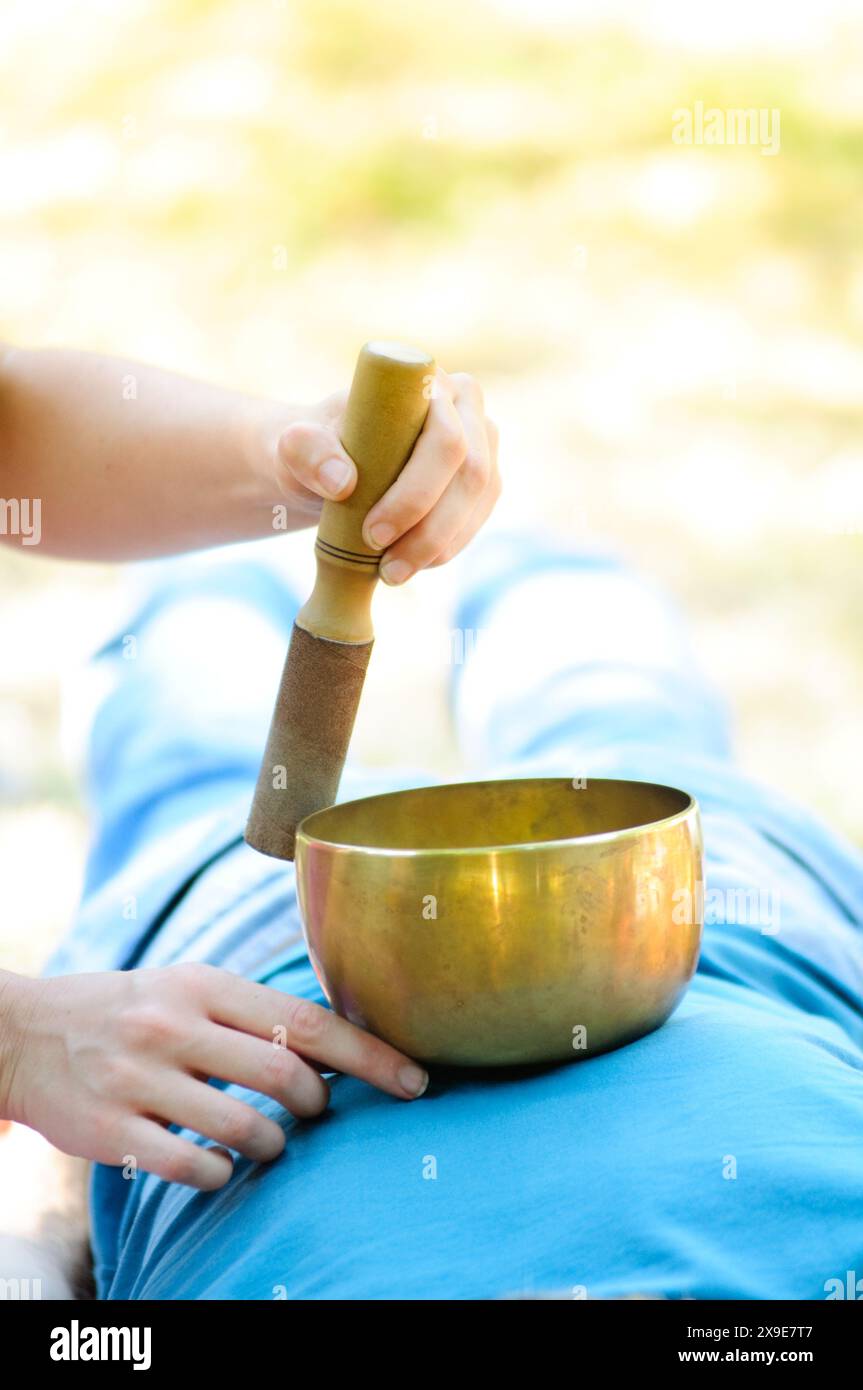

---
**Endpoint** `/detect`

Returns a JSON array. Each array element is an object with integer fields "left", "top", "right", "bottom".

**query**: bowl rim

[{"left": 296, "top": 776, "right": 699, "bottom": 859}]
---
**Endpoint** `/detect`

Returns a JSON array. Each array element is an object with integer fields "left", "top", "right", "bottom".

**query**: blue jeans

[{"left": 49, "top": 533, "right": 863, "bottom": 1299}]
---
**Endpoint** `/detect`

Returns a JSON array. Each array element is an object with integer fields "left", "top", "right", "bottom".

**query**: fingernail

[
  {"left": 318, "top": 457, "right": 353, "bottom": 497},
  {"left": 399, "top": 1065, "right": 429, "bottom": 1098},
  {"left": 380, "top": 558, "right": 412, "bottom": 586},
  {"left": 366, "top": 522, "right": 396, "bottom": 551}
]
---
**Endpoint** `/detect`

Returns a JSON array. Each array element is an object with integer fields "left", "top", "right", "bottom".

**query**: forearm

[
  {"left": 0, "top": 969, "right": 37, "bottom": 1122},
  {"left": 0, "top": 346, "right": 304, "bottom": 559}
]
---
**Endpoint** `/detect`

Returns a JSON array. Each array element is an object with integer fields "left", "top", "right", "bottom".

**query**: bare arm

[
  {"left": 0, "top": 344, "right": 499, "bottom": 574},
  {"left": 0, "top": 345, "right": 304, "bottom": 559}
]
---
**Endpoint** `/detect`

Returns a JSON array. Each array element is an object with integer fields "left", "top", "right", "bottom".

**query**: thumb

[{"left": 276, "top": 421, "right": 357, "bottom": 501}]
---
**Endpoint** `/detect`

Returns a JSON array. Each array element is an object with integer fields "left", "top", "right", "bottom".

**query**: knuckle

[
  {"left": 392, "top": 485, "right": 437, "bottom": 525},
  {"left": 285, "top": 999, "right": 327, "bottom": 1045},
  {"left": 452, "top": 372, "right": 484, "bottom": 407},
  {"left": 99, "top": 1055, "right": 138, "bottom": 1099},
  {"left": 90, "top": 1109, "right": 133, "bottom": 1163},
  {"left": 118, "top": 1003, "right": 176, "bottom": 1052},
  {"left": 168, "top": 962, "right": 216, "bottom": 1000},
  {"left": 486, "top": 416, "right": 499, "bottom": 449},
  {"left": 439, "top": 419, "right": 468, "bottom": 463},
  {"left": 85, "top": 1108, "right": 112, "bottom": 1150},
  {"left": 217, "top": 1105, "right": 259, "bottom": 1151},
  {"left": 460, "top": 448, "right": 489, "bottom": 492},
  {"left": 279, "top": 421, "right": 322, "bottom": 467},
  {"left": 262, "top": 1044, "right": 299, "bottom": 1092}
]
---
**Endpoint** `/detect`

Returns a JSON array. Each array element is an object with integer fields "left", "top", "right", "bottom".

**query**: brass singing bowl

[{"left": 295, "top": 777, "right": 703, "bottom": 1067}]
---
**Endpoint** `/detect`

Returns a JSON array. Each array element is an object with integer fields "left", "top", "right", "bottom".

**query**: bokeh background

[{"left": 2, "top": 0, "right": 862, "bottom": 977}]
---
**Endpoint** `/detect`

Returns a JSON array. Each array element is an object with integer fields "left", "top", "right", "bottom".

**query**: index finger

[
  {"left": 204, "top": 976, "right": 429, "bottom": 1101},
  {"left": 361, "top": 370, "right": 467, "bottom": 552}
]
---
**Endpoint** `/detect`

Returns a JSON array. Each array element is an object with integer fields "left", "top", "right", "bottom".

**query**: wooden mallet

[{"left": 245, "top": 340, "right": 434, "bottom": 861}]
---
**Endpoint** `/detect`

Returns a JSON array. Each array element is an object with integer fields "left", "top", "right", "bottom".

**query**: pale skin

[{"left": 0, "top": 343, "right": 500, "bottom": 1188}]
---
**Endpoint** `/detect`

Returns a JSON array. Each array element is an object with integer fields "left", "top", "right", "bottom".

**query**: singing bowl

[{"left": 295, "top": 777, "right": 703, "bottom": 1067}]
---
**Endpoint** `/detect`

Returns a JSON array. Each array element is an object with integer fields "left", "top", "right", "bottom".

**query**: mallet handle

[{"left": 298, "top": 339, "right": 434, "bottom": 642}]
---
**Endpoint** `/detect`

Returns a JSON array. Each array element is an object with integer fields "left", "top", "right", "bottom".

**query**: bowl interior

[{"left": 299, "top": 777, "right": 692, "bottom": 853}]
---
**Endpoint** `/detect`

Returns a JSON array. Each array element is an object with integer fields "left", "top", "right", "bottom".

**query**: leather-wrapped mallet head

[{"left": 245, "top": 340, "right": 434, "bottom": 861}]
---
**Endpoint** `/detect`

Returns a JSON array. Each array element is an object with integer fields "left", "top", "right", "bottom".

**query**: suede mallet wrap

[
  {"left": 245, "top": 340, "right": 434, "bottom": 861},
  {"left": 245, "top": 623, "right": 373, "bottom": 861}
]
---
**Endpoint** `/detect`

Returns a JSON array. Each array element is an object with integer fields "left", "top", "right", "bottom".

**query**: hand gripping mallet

[{"left": 245, "top": 340, "right": 434, "bottom": 861}]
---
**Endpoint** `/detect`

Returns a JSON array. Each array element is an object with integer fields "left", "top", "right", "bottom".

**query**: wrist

[{"left": 0, "top": 970, "right": 39, "bottom": 1122}]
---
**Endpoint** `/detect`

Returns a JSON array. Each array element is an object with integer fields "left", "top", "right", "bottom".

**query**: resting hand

[{"left": 1, "top": 964, "right": 427, "bottom": 1190}]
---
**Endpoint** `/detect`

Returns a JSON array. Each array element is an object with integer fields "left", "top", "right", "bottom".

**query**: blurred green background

[{"left": 1, "top": 0, "right": 862, "bottom": 974}]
